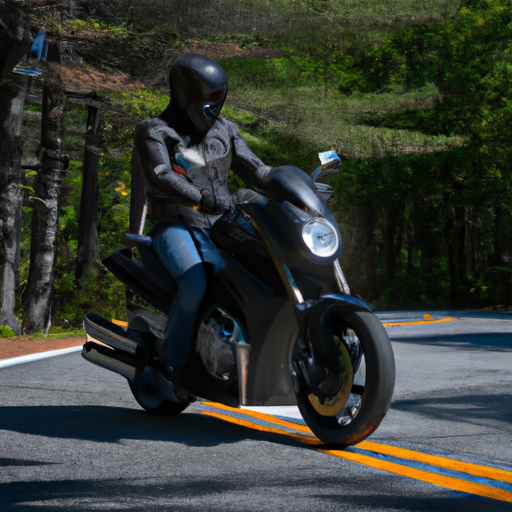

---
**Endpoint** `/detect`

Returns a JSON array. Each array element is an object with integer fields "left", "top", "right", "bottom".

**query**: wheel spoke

[{"left": 336, "top": 392, "right": 362, "bottom": 426}]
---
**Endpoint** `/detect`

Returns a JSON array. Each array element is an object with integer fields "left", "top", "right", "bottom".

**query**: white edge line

[{"left": 0, "top": 345, "right": 83, "bottom": 369}]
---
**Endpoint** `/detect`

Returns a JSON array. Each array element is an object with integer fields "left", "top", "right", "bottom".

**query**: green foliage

[
  {"left": 222, "top": 105, "right": 259, "bottom": 126},
  {"left": 223, "top": 105, "right": 320, "bottom": 169},
  {"left": 0, "top": 325, "right": 16, "bottom": 338},
  {"left": 222, "top": 53, "right": 367, "bottom": 94},
  {"left": 22, "top": 86, "right": 171, "bottom": 327},
  {"left": 64, "top": 18, "right": 130, "bottom": 36},
  {"left": 23, "top": 103, "right": 42, "bottom": 112},
  {"left": 53, "top": 262, "right": 127, "bottom": 327},
  {"left": 333, "top": 149, "right": 473, "bottom": 305},
  {"left": 101, "top": 87, "right": 169, "bottom": 152},
  {"left": 97, "top": 156, "right": 131, "bottom": 257},
  {"left": 21, "top": 0, "right": 512, "bottom": 325},
  {"left": 19, "top": 184, "right": 35, "bottom": 195},
  {"left": 52, "top": 153, "right": 132, "bottom": 326}
]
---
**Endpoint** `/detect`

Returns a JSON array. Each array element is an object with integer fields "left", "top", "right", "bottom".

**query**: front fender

[
  {"left": 295, "top": 294, "right": 372, "bottom": 374},
  {"left": 313, "top": 294, "right": 372, "bottom": 314}
]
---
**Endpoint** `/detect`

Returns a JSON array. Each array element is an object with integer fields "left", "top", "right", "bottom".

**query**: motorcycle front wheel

[{"left": 292, "top": 310, "right": 395, "bottom": 446}]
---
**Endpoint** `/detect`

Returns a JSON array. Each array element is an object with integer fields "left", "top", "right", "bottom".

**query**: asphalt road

[{"left": 1, "top": 310, "right": 511, "bottom": 511}]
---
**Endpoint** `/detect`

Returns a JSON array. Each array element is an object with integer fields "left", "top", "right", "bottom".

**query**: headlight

[{"left": 302, "top": 218, "right": 339, "bottom": 258}]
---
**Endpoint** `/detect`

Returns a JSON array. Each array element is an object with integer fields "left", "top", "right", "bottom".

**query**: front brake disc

[{"left": 308, "top": 336, "right": 354, "bottom": 417}]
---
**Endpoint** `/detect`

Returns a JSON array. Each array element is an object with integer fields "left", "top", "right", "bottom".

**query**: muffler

[
  {"left": 82, "top": 313, "right": 154, "bottom": 381},
  {"left": 82, "top": 341, "right": 137, "bottom": 380},
  {"left": 83, "top": 313, "right": 151, "bottom": 354}
]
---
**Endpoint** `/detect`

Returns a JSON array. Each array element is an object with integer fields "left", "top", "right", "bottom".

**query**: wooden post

[{"left": 75, "top": 104, "right": 101, "bottom": 285}]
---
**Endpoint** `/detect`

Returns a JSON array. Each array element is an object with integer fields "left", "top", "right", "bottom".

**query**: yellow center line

[
  {"left": 113, "top": 316, "right": 456, "bottom": 330},
  {"left": 203, "top": 401, "right": 314, "bottom": 435},
  {"left": 358, "top": 440, "right": 512, "bottom": 485},
  {"left": 382, "top": 317, "right": 455, "bottom": 327},
  {"left": 209, "top": 403, "right": 512, "bottom": 483},
  {"left": 201, "top": 410, "right": 308, "bottom": 441},
  {"left": 321, "top": 448, "right": 512, "bottom": 503},
  {"left": 197, "top": 403, "right": 512, "bottom": 503},
  {"left": 203, "top": 401, "right": 512, "bottom": 481}
]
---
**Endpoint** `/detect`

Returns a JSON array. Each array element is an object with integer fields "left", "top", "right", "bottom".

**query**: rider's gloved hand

[
  {"left": 200, "top": 189, "right": 235, "bottom": 215},
  {"left": 200, "top": 189, "right": 217, "bottom": 212}
]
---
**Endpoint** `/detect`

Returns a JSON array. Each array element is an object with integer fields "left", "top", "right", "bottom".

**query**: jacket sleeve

[
  {"left": 227, "top": 121, "right": 275, "bottom": 191},
  {"left": 134, "top": 120, "right": 203, "bottom": 205}
]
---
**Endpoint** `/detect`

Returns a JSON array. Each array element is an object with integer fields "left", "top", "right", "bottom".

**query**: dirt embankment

[
  {"left": 0, "top": 335, "right": 84, "bottom": 360},
  {"left": 184, "top": 42, "right": 283, "bottom": 61}
]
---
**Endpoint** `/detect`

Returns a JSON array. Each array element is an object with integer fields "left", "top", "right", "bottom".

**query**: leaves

[{"left": 19, "top": 184, "right": 35, "bottom": 195}]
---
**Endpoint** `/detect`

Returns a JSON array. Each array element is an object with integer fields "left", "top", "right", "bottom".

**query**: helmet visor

[{"left": 203, "top": 103, "right": 222, "bottom": 124}]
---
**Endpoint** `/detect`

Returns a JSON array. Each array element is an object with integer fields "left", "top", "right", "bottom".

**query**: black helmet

[{"left": 168, "top": 53, "right": 228, "bottom": 138}]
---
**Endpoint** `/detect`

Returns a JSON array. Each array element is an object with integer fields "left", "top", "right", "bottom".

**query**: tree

[
  {"left": 23, "top": 74, "right": 68, "bottom": 333},
  {"left": 0, "top": 72, "right": 27, "bottom": 334},
  {"left": 0, "top": 2, "right": 32, "bottom": 84},
  {"left": 0, "top": 2, "right": 34, "bottom": 335}
]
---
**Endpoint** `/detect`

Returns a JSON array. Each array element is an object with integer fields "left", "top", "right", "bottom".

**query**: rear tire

[
  {"left": 128, "top": 374, "right": 190, "bottom": 416},
  {"left": 293, "top": 310, "right": 395, "bottom": 446}
]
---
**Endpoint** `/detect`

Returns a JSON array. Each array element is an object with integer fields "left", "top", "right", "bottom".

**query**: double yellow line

[
  {"left": 194, "top": 402, "right": 512, "bottom": 503},
  {"left": 381, "top": 314, "right": 455, "bottom": 328}
]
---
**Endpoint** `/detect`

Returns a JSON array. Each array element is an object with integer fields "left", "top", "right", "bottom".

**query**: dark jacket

[{"left": 130, "top": 116, "right": 273, "bottom": 232}]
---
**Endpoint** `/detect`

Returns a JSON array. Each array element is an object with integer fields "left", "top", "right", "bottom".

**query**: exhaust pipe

[
  {"left": 83, "top": 313, "right": 149, "bottom": 354},
  {"left": 82, "top": 341, "right": 137, "bottom": 380}
]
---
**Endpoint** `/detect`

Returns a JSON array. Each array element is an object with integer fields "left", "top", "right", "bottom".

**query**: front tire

[{"left": 293, "top": 310, "right": 395, "bottom": 446}]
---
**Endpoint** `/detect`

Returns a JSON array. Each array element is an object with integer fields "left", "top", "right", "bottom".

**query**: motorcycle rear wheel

[
  {"left": 293, "top": 310, "right": 395, "bottom": 446},
  {"left": 128, "top": 376, "right": 190, "bottom": 416}
]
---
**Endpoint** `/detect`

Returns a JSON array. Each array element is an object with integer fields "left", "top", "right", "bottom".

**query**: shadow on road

[
  {"left": 0, "top": 403, "right": 301, "bottom": 448},
  {"left": 390, "top": 332, "right": 512, "bottom": 351},
  {"left": 391, "top": 393, "right": 512, "bottom": 425},
  {"left": 1, "top": 474, "right": 509, "bottom": 512}
]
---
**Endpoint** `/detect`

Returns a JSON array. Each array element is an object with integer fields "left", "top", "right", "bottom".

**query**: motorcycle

[{"left": 82, "top": 153, "right": 395, "bottom": 446}]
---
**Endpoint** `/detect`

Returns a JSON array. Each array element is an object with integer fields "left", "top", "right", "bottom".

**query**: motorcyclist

[{"left": 130, "top": 53, "right": 283, "bottom": 374}]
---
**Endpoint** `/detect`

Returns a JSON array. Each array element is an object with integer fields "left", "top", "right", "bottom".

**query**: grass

[
  {"left": 225, "top": 79, "right": 462, "bottom": 162},
  {"left": 0, "top": 328, "right": 85, "bottom": 342}
]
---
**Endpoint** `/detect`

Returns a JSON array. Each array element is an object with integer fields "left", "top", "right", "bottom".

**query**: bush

[{"left": 0, "top": 325, "right": 16, "bottom": 338}]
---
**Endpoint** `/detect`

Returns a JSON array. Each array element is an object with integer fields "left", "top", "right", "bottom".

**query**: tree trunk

[
  {"left": 384, "top": 207, "right": 403, "bottom": 287},
  {"left": 0, "top": 73, "right": 26, "bottom": 334},
  {"left": 23, "top": 76, "right": 68, "bottom": 334},
  {"left": 75, "top": 105, "right": 101, "bottom": 285},
  {"left": 445, "top": 210, "right": 459, "bottom": 305},
  {"left": 492, "top": 200, "right": 502, "bottom": 267},
  {"left": 455, "top": 206, "right": 467, "bottom": 285},
  {"left": 0, "top": 4, "right": 32, "bottom": 85}
]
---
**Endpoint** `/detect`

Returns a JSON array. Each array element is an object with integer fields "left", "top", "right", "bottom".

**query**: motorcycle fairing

[
  {"left": 103, "top": 247, "right": 175, "bottom": 313},
  {"left": 187, "top": 208, "right": 373, "bottom": 407},
  {"left": 213, "top": 201, "right": 372, "bottom": 405},
  {"left": 210, "top": 210, "right": 286, "bottom": 295},
  {"left": 240, "top": 201, "right": 341, "bottom": 300},
  {"left": 181, "top": 247, "right": 297, "bottom": 406}
]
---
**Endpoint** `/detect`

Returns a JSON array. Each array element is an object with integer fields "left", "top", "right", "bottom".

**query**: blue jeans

[{"left": 152, "top": 224, "right": 226, "bottom": 367}]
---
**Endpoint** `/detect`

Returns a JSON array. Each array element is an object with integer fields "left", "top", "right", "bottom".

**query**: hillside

[{"left": 2, "top": 0, "right": 512, "bottom": 335}]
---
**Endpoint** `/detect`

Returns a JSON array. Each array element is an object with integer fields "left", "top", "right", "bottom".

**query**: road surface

[{"left": 0, "top": 310, "right": 511, "bottom": 511}]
